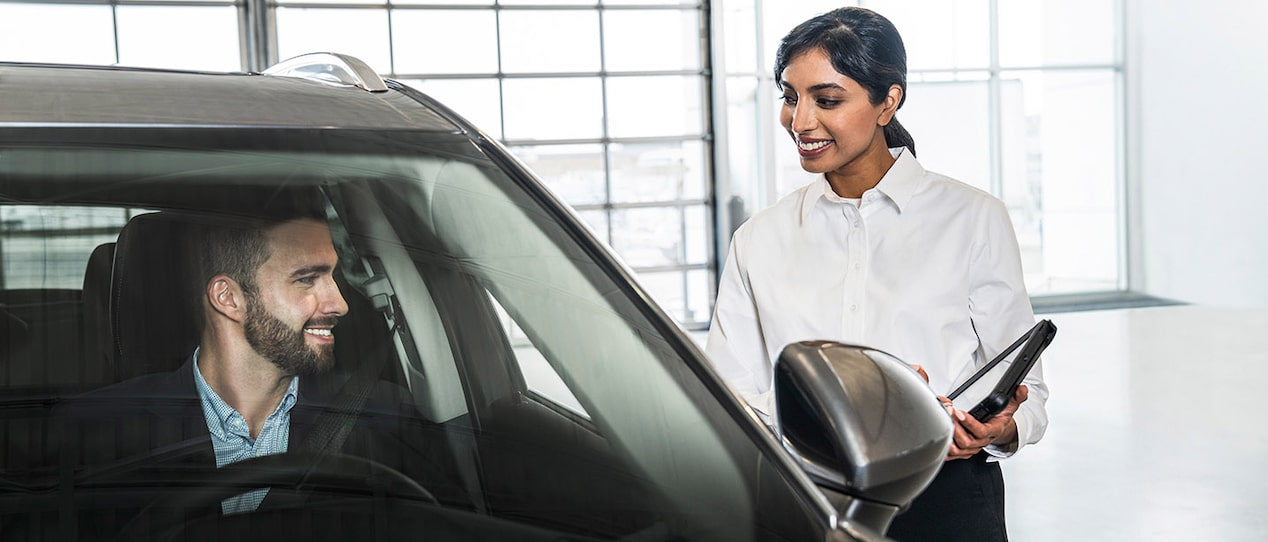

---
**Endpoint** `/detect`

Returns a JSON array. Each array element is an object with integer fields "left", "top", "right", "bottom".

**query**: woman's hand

[{"left": 943, "top": 384, "right": 1028, "bottom": 461}]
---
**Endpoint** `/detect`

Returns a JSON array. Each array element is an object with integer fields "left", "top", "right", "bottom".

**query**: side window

[
  {"left": 0, "top": 206, "right": 139, "bottom": 288},
  {"left": 486, "top": 292, "right": 589, "bottom": 419}
]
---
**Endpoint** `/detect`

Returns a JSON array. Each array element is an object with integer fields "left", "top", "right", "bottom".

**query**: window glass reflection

[
  {"left": 610, "top": 207, "right": 684, "bottom": 268},
  {"left": 393, "top": 10, "right": 498, "bottom": 75},
  {"left": 999, "top": 0, "right": 1117, "bottom": 67},
  {"left": 116, "top": 6, "right": 240, "bottom": 71},
  {"left": 502, "top": 78, "right": 603, "bottom": 141},
  {"left": 603, "top": 9, "right": 700, "bottom": 72},
  {"left": 0, "top": 4, "right": 116, "bottom": 65},
  {"left": 609, "top": 141, "right": 706, "bottom": 204},
  {"left": 1000, "top": 70, "right": 1119, "bottom": 294},
  {"left": 862, "top": 0, "right": 989, "bottom": 70},
  {"left": 276, "top": 8, "right": 392, "bottom": 72},
  {"left": 606, "top": 76, "right": 703, "bottom": 138},
  {"left": 510, "top": 144, "right": 607, "bottom": 206},
  {"left": 901, "top": 79, "right": 992, "bottom": 192},
  {"left": 403, "top": 78, "right": 503, "bottom": 138},
  {"left": 499, "top": 11, "right": 600, "bottom": 73}
]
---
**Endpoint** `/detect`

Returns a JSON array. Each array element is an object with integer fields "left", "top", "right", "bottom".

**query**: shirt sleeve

[
  {"left": 967, "top": 198, "right": 1050, "bottom": 458},
  {"left": 705, "top": 230, "right": 776, "bottom": 423}
]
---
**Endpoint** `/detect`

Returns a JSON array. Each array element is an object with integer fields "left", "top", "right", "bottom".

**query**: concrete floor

[{"left": 1002, "top": 305, "right": 1268, "bottom": 541}]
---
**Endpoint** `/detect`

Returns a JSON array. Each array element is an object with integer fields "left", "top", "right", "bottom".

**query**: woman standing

[{"left": 705, "top": 7, "right": 1049, "bottom": 541}]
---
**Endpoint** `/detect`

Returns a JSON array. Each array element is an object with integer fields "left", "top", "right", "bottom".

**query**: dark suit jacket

[{"left": 58, "top": 357, "right": 471, "bottom": 536}]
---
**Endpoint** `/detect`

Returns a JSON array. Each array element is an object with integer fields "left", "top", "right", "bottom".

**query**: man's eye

[{"left": 297, "top": 276, "right": 317, "bottom": 285}]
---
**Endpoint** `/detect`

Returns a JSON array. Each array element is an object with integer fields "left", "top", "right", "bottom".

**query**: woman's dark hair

[{"left": 774, "top": 7, "right": 916, "bottom": 157}]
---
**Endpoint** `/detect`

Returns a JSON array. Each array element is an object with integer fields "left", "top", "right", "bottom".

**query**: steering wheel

[{"left": 115, "top": 451, "right": 438, "bottom": 541}]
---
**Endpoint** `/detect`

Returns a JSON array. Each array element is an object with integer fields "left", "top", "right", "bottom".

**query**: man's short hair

[{"left": 187, "top": 195, "right": 328, "bottom": 328}]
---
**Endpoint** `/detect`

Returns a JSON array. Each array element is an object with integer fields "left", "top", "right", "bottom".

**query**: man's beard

[{"left": 243, "top": 294, "right": 336, "bottom": 377}]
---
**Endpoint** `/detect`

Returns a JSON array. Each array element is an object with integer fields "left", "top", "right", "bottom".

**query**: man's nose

[{"left": 322, "top": 278, "right": 349, "bottom": 316}]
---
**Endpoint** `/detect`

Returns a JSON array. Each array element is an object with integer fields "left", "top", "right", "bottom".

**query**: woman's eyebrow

[
  {"left": 807, "top": 82, "right": 846, "bottom": 92},
  {"left": 780, "top": 82, "right": 848, "bottom": 93}
]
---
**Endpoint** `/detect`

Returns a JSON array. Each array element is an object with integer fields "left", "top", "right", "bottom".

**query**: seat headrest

[
  {"left": 111, "top": 213, "right": 201, "bottom": 379},
  {"left": 81, "top": 242, "right": 116, "bottom": 384}
]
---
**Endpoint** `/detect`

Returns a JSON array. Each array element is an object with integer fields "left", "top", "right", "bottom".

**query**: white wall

[{"left": 1132, "top": 0, "right": 1268, "bottom": 308}]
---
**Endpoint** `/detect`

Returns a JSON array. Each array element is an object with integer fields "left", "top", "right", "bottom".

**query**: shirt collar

[
  {"left": 798, "top": 147, "right": 924, "bottom": 226},
  {"left": 192, "top": 347, "right": 300, "bottom": 437}
]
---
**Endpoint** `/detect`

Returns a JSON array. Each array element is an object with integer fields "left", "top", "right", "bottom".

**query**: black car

[{"left": 0, "top": 54, "right": 951, "bottom": 541}]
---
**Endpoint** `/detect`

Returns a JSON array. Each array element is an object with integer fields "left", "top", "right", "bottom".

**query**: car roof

[{"left": 0, "top": 58, "right": 461, "bottom": 131}]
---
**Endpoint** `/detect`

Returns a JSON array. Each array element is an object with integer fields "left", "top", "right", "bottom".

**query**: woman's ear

[
  {"left": 878, "top": 84, "right": 903, "bottom": 126},
  {"left": 207, "top": 275, "right": 247, "bottom": 323}
]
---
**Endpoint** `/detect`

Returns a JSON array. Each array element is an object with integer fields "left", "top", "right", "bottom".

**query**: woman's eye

[
  {"left": 781, "top": 95, "right": 797, "bottom": 105},
  {"left": 816, "top": 98, "right": 841, "bottom": 107}
]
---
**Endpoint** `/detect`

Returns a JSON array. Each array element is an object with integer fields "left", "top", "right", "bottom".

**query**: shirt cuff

[{"left": 984, "top": 405, "right": 1034, "bottom": 459}]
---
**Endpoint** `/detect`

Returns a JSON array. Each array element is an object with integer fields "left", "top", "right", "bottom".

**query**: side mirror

[{"left": 774, "top": 341, "right": 952, "bottom": 534}]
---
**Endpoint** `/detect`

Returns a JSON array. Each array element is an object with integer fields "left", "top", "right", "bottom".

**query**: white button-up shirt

[{"left": 706, "top": 148, "right": 1048, "bottom": 457}]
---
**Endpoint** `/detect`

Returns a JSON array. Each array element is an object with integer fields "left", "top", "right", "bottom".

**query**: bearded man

[{"left": 63, "top": 207, "right": 469, "bottom": 529}]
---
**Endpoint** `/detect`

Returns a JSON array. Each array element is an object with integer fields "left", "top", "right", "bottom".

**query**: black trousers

[{"left": 885, "top": 452, "right": 1008, "bottom": 542}]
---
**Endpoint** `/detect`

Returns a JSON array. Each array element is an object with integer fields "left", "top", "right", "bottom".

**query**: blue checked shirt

[{"left": 193, "top": 349, "right": 299, "bottom": 515}]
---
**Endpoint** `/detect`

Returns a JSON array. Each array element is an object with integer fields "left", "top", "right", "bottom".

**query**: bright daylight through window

[{"left": 0, "top": 0, "right": 1125, "bottom": 323}]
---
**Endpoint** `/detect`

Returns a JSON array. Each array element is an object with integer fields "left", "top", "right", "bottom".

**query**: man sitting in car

[{"left": 63, "top": 201, "right": 469, "bottom": 524}]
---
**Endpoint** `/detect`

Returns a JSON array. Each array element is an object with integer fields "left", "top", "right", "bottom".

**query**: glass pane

[
  {"left": 401, "top": 78, "right": 503, "bottom": 138},
  {"left": 684, "top": 204, "right": 708, "bottom": 265},
  {"left": 277, "top": 0, "right": 384, "bottom": 4},
  {"left": 510, "top": 144, "right": 607, "bottom": 206},
  {"left": 901, "top": 79, "right": 992, "bottom": 192},
  {"left": 684, "top": 268, "right": 711, "bottom": 325},
  {"left": 603, "top": 9, "right": 701, "bottom": 72},
  {"left": 999, "top": 70, "right": 1118, "bottom": 294},
  {"left": 609, "top": 140, "right": 706, "bottom": 203},
  {"left": 575, "top": 209, "right": 610, "bottom": 242},
  {"left": 862, "top": 0, "right": 990, "bottom": 70},
  {"left": 276, "top": 8, "right": 392, "bottom": 74},
  {"left": 634, "top": 270, "right": 687, "bottom": 321},
  {"left": 0, "top": 4, "right": 116, "bottom": 65},
  {"left": 722, "top": 76, "right": 762, "bottom": 224},
  {"left": 500, "top": 0, "right": 594, "bottom": 4},
  {"left": 488, "top": 293, "right": 589, "bottom": 418},
  {"left": 604, "top": 0, "right": 699, "bottom": 4},
  {"left": 499, "top": 11, "right": 600, "bottom": 73},
  {"left": 391, "top": 0, "right": 492, "bottom": 4},
  {"left": 392, "top": 10, "right": 498, "bottom": 75},
  {"left": 0, "top": 207, "right": 129, "bottom": 289},
  {"left": 502, "top": 77, "right": 603, "bottom": 141},
  {"left": 605, "top": 75, "right": 704, "bottom": 138},
  {"left": 719, "top": 1, "right": 759, "bottom": 73},
  {"left": 999, "top": 0, "right": 1117, "bottom": 67},
  {"left": 610, "top": 207, "right": 684, "bottom": 267},
  {"left": 115, "top": 6, "right": 241, "bottom": 72}
]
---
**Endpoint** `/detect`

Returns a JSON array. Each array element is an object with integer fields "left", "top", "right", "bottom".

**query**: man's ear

[
  {"left": 878, "top": 83, "right": 903, "bottom": 126},
  {"left": 207, "top": 275, "right": 247, "bottom": 323}
]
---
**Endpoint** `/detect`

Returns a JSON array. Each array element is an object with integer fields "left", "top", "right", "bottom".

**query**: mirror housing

[{"left": 774, "top": 341, "right": 952, "bottom": 532}]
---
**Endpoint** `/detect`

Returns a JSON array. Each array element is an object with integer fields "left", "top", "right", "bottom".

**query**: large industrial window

[
  {"left": 2, "top": 0, "right": 1129, "bottom": 323},
  {"left": 0, "top": 0, "right": 715, "bottom": 327},
  {"left": 718, "top": 0, "right": 1124, "bottom": 300}
]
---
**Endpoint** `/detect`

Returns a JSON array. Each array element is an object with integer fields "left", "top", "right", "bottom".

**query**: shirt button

[
  {"left": 849, "top": 304, "right": 857, "bottom": 312},
  {"left": 853, "top": 263, "right": 862, "bottom": 271}
]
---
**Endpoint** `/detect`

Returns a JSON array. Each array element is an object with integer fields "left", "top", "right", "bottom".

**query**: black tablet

[{"left": 947, "top": 319, "right": 1056, "bottom": 422}]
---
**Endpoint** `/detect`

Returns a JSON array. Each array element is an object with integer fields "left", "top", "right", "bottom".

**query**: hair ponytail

[{"left": 884, "top": 117, "right": 916, "bottom": 157}]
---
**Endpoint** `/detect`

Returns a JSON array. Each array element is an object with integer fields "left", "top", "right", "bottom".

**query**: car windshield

[{"left": 0, "top": 127, "right": 820, "bottom": 540}]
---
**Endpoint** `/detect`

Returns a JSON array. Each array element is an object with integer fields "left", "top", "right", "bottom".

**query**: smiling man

[{"left": 188, "top": 212, "right": 349, "bottom": 513}]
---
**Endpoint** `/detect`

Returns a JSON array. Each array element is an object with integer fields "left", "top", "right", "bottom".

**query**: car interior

[{"left": 0, "top": 169, "right": 673, "bottom": 539}]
